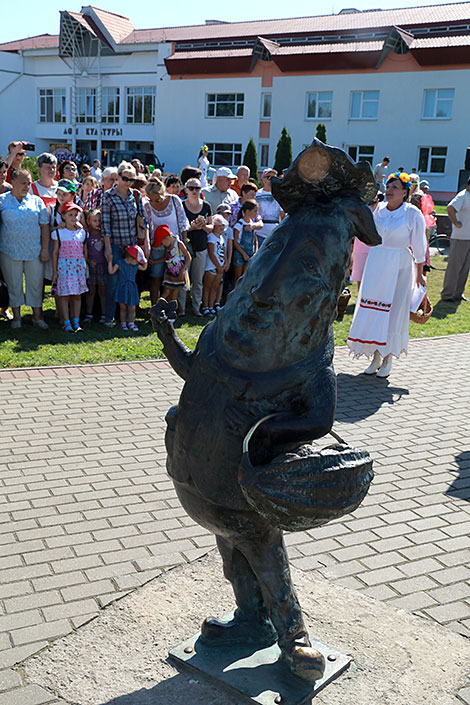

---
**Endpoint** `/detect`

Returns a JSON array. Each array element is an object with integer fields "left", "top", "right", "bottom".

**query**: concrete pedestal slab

[{"left": 22, "top": 553, "right": 470, "bottom": 705}]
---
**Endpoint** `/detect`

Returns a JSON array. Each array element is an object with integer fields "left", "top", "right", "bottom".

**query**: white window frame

[
  {"left": 260, "top": 93, "right": 272, "bottom": 120},
  {"left": 206, "top": 142, "right": 243, "bottom": 168},
  {"left": 418, "top": 146, "right": 448, "bottom": 175},
  {"left": 102, "top": 87, "right": 120, "bottom": 124},
  {"left": 205, "top": 93, "right": 244, "bottom": 119},
  {"left": 126, "top": 87, "right": 156, "bottom": 124},
  {"left": 39, "top": 89, "right": 66, "bottom": 123},
  {"left": 422, "top": 88, "right": 454, "bottom": 120},
  {"left": 259, "top": 142, "right": 270, "bottom": 168},
  {"left": 347, "top": 145, "right": 375, "bottom": 166},
  {"left": 349, "top": 90, "right": 379, "bottom": 120},
  {"left": 76, "top": 88, "right": 96, "bottom": 123},
  {"left": 305, "top": 91, "right": 333, "bottom": 120}
]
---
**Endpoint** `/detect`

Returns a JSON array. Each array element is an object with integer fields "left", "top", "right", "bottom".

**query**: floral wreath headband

[
  {"left": 201, "top": 144, "right": 209, "bottom": 153},
  {"left": 387, "top": 172, "right": 411, "bottom": 189}
]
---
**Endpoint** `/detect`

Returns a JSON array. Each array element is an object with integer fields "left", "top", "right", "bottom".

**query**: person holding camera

[{"left": 5, "top": 141, "right": 34, "bottom": 181}]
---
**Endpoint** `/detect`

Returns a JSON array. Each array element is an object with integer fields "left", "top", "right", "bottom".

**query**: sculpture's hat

[{"left": 272, "top": 139, "right": 377, "bottom": 213}]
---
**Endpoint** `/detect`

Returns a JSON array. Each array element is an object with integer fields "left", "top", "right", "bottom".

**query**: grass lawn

[{"left": 0, "top": 254, "right": 468, "bottom": 368}]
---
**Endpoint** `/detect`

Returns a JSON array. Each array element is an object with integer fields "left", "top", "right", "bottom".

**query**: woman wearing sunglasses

[
  {"left": 101, "top": 161, "right": 148, "bottom": 326},
  {"left": 144, "top": 177, "right": 189, "bottom": 306},
  {"left": 182, "top": 178, "right": 213, "bottom": 316}
]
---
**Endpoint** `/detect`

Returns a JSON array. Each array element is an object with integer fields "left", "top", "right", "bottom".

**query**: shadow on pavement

[
  {"left": 445, "top": 451, "right": 470, "bottom": 502},
  {"left": 335, "top": 372, "right": 409, "bottom": 423}
]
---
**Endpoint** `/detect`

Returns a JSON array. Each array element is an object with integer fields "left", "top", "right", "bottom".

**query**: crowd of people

[
  {"left": 0, "top": 141, "right": 285, "bottom": 331},
  {"left": 0, "top": 140, "right": 468, "bottom": 380}
]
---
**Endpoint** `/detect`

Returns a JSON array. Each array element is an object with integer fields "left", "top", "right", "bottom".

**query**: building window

[
  {"left": 306, "top": 91, "right": 333, "bottom": 119},
  {"left": 126, "top": 87, "right": 156, "bottom": 124},
  {"left": 348, "top": 145, "right": 375, "bottom": 165},
  {"left": 418, "top": 146, "right": 447, "bottom": 174},
  {"left": 206, "top": 93, "right": 244, "bottom": 118},
  {"left": 423, "top": 89, "right": 454, "bottom": 119},
  {"left": 206, "top": 143, "right": 242, "bottom": 168},
  {"left": 76, "top": 88, "right": 96, "bottom": 123},
  {"left": 259, "top": 144, "right": 270, "bottom": 168},
  {"left": 350, "top": 90, "right": 379, "bottom": 119},
  {"left": 261, "top": 93, "right": 272, "bottom": 119},
  {"left": 102, "top": 87, "right": 120, "bottom": 124},
  {"left": 39, "top": 89, "right": 66, "bottom": 123}
]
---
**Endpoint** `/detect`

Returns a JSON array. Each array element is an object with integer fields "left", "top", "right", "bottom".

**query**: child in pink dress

[{"left": 51, "top": 202, "right": 88, "bottom": 332}]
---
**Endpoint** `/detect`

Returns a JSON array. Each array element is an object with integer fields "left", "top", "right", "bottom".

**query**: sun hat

[
  {"left": 57, "top": 179, "right": 77, "bottom": 194},
  {"left": 216, "top": 166, "right": 236, "bottom": 179},
  {"left": 212, "top": 214, "right": 228, "bottom": 228},
  {"left": 262, "top": 168, "right": 277, "bottom": 178},
  {"left": 153, "top": 224, "right": 172, "bottom": 248},
  {"left": 420, "top": 180, "right": 430, "bottom": 188},
  {"left": 61, "top": 202, "right": 83, "bottom": 214},
  {"left": 126, "top": 244, "right": 146, "bottom": 265}
]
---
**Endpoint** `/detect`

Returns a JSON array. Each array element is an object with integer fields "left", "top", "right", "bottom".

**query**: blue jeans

[{"left": 105, "top": 243, "right": 125, "bottom": 321}]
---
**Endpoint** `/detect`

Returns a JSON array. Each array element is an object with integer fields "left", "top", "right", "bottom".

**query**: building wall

[{"left": 1, "top": 44, "right": 468, "bottom": 197}]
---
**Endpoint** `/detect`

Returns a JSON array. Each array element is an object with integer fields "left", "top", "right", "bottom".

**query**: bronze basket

[{"left": 410, "top": 294, "right": 433, "bottom": 324}]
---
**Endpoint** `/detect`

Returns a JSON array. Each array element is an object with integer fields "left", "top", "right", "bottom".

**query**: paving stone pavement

[{"left": 0, "top": 334, "right": 470, "bottom": 703}]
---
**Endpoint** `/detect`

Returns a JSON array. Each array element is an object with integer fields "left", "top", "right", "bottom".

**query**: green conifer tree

[
  {"left": 315, "top": 123, "right": 327, "bottom": 143},
  {"left": 242, "top": 138, "right": 259, "bottom": 185},
  {"left": 273, "top": 127, "right": 293, "bottom": 174}
]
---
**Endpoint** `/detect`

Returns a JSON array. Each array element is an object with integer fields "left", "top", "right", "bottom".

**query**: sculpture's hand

[{"left": 150, "top": 298, "right": 177, "bottom": 328}]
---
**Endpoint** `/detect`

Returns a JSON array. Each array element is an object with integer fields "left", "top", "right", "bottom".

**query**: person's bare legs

[
  {"left": 127, "top": 305, "right": 136, "bottom": 324},
  {"left": 86, "top": 283, "right": 96, "bottom": 315},
  {"left": 150, "top": 277, "right": 162, "bottom": 305},
  {"left": 233, "top": 265, "right": 244, "bottom": 287},
  {"left": 98, "top": 285, "right": 106, "bottom": 318},
  {"left": 119, "top": 303, "right": 127, "bottom": 324}
]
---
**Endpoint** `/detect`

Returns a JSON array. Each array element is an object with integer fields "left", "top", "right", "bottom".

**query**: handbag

[{"left": 133, "top": 190, "right": 147, "bottom": 246}]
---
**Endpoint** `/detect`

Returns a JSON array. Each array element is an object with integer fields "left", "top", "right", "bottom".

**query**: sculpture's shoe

[
  {"left": 280, "top": 640, "right": 326, "bottom": 682},
  {"left": 200, "top": 614, "right": 278, "bottom": 647}
]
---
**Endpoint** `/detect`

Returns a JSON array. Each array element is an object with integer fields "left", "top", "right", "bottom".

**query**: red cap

[
  {"left": 153, "top": 224, "right": 172, "bottom": 247},
  {"left": 126, "top": 245, "right": 146, "bottom": 265},
  {"left": 61, "top": 202, "right": 83, "bottom": 214}
]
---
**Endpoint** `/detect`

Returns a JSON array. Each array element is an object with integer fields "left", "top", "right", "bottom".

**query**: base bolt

[
  {"left": 184, "top": 646, "right": 193, "bottom": 654},
  {"left": 327, "top": 654, "right": 337, "bottom": 662}
]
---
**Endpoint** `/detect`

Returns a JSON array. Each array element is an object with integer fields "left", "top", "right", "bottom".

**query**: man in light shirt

[
  {"left": 373, "top": 157, "right": 390, "bottom": 192},
  {"left": 255, "top": 168, "right": 284, "bottom": 246},
  {"left": 91, "top": 159, "right": 102, "bottom": 182},
  {"left": 441, "top": 178, "right": 470, "bottom": 302},
  {"left": 202, "top": 167, "right": 238, "bottom": 213}
]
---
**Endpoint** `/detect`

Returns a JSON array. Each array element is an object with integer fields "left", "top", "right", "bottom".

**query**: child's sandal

[
  {"left": 99, "top": 315, "right": 106, "bottom": 324},
  {"left": 72, "top": 318, "right": 82, "bottom": 332},
  {"left": 83, "top": 314, "right": 93, "bottom": 324},
  {"left": 214, "top": 302, "right": 221, "bottom": 311},
  {"left": 63, "top": 320, "right": 73, "bottom": 332},
  {"left": 201, "top": 307, "right": 210, "bottom": 316},
  {"left": 128, "top": 322, "right": 139, "bottom": 332},
  {"left": 120, "top": 322, "right": 128, "bottom": 330}
]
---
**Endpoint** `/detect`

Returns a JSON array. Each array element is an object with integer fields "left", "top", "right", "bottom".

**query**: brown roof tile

[
  {"left": 87, "top": 6, "right": 134, "bottom": 43},
  {"left": 0, "top": 34, "right": 59, "bottom": 51},
  {"left": 129, "top": 2, "right": 470, "bottom": 44}
]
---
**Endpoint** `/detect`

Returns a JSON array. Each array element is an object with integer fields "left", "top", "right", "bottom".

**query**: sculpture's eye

[
  {"left": 301, "top": 258, "right": 318, "bottom": 273},
  {"left": 264, "top": 241, "right": 282, "bottom": 253}
]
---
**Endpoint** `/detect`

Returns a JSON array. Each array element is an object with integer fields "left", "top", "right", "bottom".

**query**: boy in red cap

[
  {"left": 51, "top": 202, "right": 88, "bottom": 332},
  {"left": 154, "top": 225, "right": 191, "bottom": 321},
  {"left": 108, "top": 244, "right": 147, "bottom": 331}
]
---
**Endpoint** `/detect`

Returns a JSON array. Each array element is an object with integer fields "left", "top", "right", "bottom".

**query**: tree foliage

[
  {"left": 315, "top": 123, "right": 327, "bottom": 143},
  {"left": 242, "top": 138, "right": 259, "bottom": 185},
  {"left": 273, "top": 127, "right": 293, "bottom": 174}
]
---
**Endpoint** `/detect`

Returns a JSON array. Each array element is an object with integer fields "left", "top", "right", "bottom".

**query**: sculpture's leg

[
  {"left": 200, "top": 535, "right": 277, "bottom": 647},
  {"left": 242, "top": 529, "right": 326, "bottom": 682}
]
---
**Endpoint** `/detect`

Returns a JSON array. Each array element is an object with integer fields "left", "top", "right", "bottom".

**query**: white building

[{"left": 1, "top": 3, "right": 470, "bottom": 198}]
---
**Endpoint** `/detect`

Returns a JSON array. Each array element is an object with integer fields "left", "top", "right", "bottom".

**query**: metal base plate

[{"left": 169, "top": 613, "right": 351, "bottom": 705}]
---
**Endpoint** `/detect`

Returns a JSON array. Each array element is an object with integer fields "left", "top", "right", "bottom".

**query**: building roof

[
  {"left": 0, "top": 34, "right": 59, "bottom": 51},
  {"left": 85, "top": 6, "right": 135, "bottom": 43},
  {"left": 131, "top": 2, "right": 470, "bottom": 44},
  {"left": 2, "top": 2, "right": 470, "bottom": 55}
]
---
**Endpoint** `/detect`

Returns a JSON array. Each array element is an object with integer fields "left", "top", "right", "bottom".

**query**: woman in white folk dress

[{"left": 347, "top": 172, "right": 427, "bottom": 378}]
